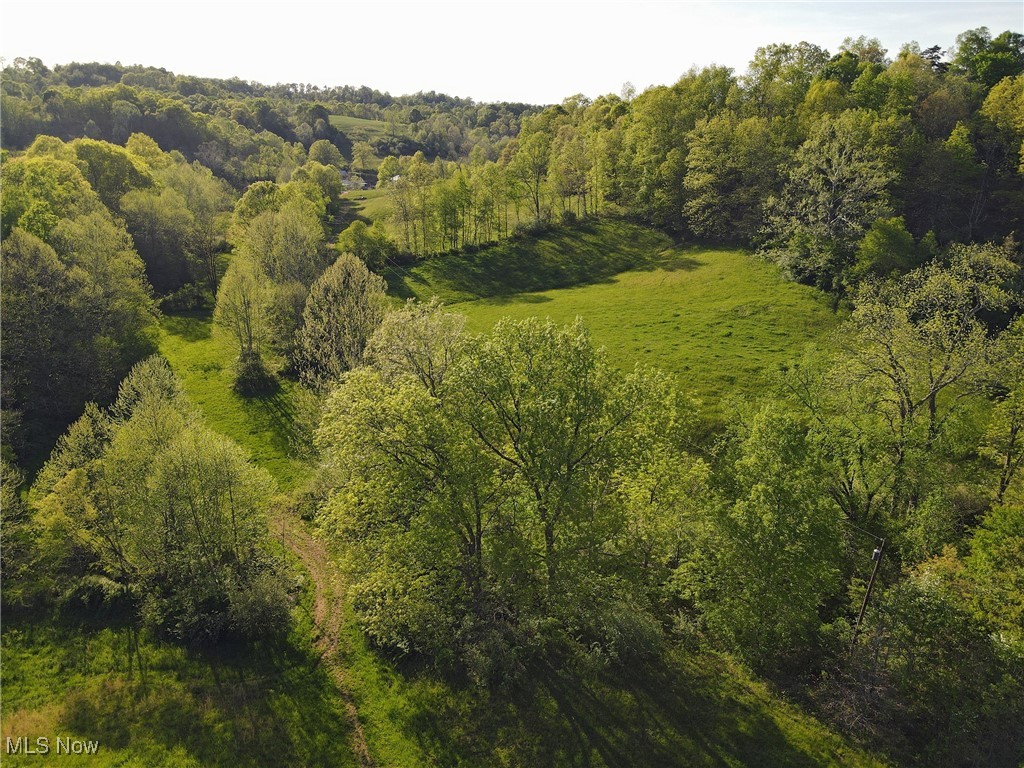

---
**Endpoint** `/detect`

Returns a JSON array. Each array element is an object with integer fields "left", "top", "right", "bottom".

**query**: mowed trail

[
  {"left": 158, "top": 315, "right": 373, "bottom": 766},
  {"left": 275, "top": 511, "right": 376, "bottom": 768}
]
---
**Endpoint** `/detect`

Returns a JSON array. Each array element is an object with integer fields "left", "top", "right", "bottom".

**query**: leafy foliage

[{"left": 31, "top": 357, "right": 289, "bottom": 644}]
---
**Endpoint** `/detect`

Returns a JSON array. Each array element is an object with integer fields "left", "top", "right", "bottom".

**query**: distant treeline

[
  {"left": 0, "top": 57, "right": 538, "bottom": 184},
  {"left": 369, "top": 30, "right": 1024, "bottom": 296}
]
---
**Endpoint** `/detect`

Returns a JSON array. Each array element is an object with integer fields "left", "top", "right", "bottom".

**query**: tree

[
  {"left": 679, "top": 404, "right": 843, "bottom": 669},
  {"left": 508, "top": 129, "right": 551, "bottom": 222},
  {"left": 336, "top": 219, "right": 397, "bottom": 272},
  {"left": 155, "top": 159, "right": 234, "bottom": 293},
  {"left": 0, "top": 458, "right": 33, "bottom": 606},
  {"left": 982, "top": 317, "right": 1024, "bottom": 504},
  {"left": 239, "top": 199, "right": 327, "bottom": 286},
  {"left": 214, "top": 256, "right": 273, "bottom": 391},
  {"left": 352, "top": 140, "right": 376, "bottom": 172},
  {"left": 296, "top": 252, "right": 388, "bottom": 390},
  {"left": 31, "top": 357, "right": 288, "bottom": 643},
  {"left": 317, "top": 317, "right": 687, "bottom": 675},
  {"left": 120, "top": 186, "right": 196, "bottom": 293},
  {"left": 70, "top": 138, "right": 153, "bottom": 210},
  {"left": 365, "top": 298, "right": 466, "bottom": 396},
  {"left": 981, "top": 75, "right": 1024, "bottom": 176},
  {"left": 851, "top": 216, "right": 925, "bottom": 279},
  {"left": 683, "top": 112, "right": 788, "bottom": 243},
  {"left": 1, "top": 152, "right": 104, "bottom": 241},
  {"left": 791, "top": 242, "right": 1018, "bottom": 557},
  {"left": 1, "top": 225, "right": 156, "bottom": 458},
  {"left": 743, "top": 41, "right": 831, "bottom": 119},
  {"left": 308, "top": 138, "right": 344, "bottom": 168},
  {"left": 765, "top": 109, "right": 896, "bottom": 290},
  {"left": 953, "top": 27, "right": 1024, "bottom": 89}
]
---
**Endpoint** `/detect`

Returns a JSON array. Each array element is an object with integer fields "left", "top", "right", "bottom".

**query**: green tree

[
  {"left": 0, "top": 153, "right": 104, "bottom": 240},
  {"left": 679, "top": 404, "right": 843, "bottom": 669},
  {"left": 70, "top": 138, "right": 153, "bottom": 210},
  {"left": 0, "top": 459, "right": 33, "bottom": 606},
  {"left": 683, "top": 112, "right": 788, "bottom": 242},
  {"left": 508, "top": 129, "right": 551, "bottom": 222},
  {"left": 155, "top": 159, "right": 234, "bottom": 292},
  {"left": 851, "top": 216, "right": 924, "bottom": 279},
  {"left": 336, "top": 219, "right": 397, "bottom": 272},
  {"left": 365, "top": 298, "right": 466, "bottom": 396},
  {"left": 982, "top": 317, "right": 1024, "bottom": 504},
  {"left": 317, "top": 318, "right": 687, "bottom": 674},
  {"left": 308, "top": 138, "right": 345, "bottom": 168},
  {"left": 1, "top": 225, "right": 155, "bottom": 458},
  {"left": 791, "top": 243, "right": 1018, "bottom": 557},
  {"left": 214, "top": 256, "right": 273, "bottom": 390},
  {"left": 32, "top": 357, "right": 288, "bottom": 643},
  {"left": 953, "top": 27, "right": 1024, "bottom": 89},
  {"left": 743, "top": 41, "right": 831, "bottom": 119},
  {"left": 120, "top": 187, "right": 196, "bottom": 293},
  {"left": 295, "top": 252, "right": 388, "bottom": 390},
  {"left": 240, "top": 199, "right": 327, "bottom": 286},
  {"left": 765, "top": 109, "right": 896, "bottom": 290}
]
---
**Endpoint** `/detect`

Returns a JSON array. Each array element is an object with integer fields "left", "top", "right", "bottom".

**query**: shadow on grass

[
  {"left": 391, "top": 650, "right": 831, "bottom": 768},
  {"left": 333, "top": 198, "right": 371, "bottom": 233},
  {"left": 636, "top": 248, "right": 705, "bottom": 273},
  {"left": 7, "top": 601, "right": 358, "bottom": 766},
  {"left": 401, "top": 220, "right": 681, "bottom": 302},
  {"left": 481, "top": 293, "right": 555, "bottom": 306},
  {"left": 162, "top": 312, "right": 213, "bottom": 342},
  {"left": 243, "top": 387, "right": 300, "bottom": 459}
]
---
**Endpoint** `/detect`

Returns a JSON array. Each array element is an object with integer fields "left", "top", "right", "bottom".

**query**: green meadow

[
  {"left": 385, "top": 219, "right": 839, "bottom": 400},
  {"left": 329, "top": 114, "right": 401, "bottom": 145}
]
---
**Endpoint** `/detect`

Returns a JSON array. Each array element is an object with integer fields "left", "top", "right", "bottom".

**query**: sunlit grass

[
  {"left": 386, "top": 219, "right": 839, "bottom": 401},
  {"left": 156, "top": 313, "right": 306, "bottom": 489}
]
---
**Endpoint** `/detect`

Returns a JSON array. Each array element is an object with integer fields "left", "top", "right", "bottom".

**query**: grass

[
  {"left": 0, "top": 575, "right": 357, "bottom": 767},
  {"left": 334, "top": 618, "right": 888, "bottom": 768},
  {"left": 385, "top": 218, "right": 839, "bottom": 400},
  {"left": 340, "top": 187, "right": 392, "bottom": 225},
  {"left": 329, "top": 114, "right": 402, "bottom": 146},
  {"left": 156, "top": 313, "right": 306, "bottom": 489}
]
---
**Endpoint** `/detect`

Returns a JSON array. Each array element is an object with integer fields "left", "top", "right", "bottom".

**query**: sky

[{"left": 1, "top": 1, "right": 1021, "bottom": 104}]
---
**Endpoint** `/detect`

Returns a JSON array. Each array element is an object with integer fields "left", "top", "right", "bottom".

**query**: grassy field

[
  {"left": 156, "top": 315, "right": 307, "bottom": 488},
  {"left": 385, "top": 219, "right": 839, "bottom": 400},
  {"left": 329, "top": 114, "right": 402, "bottom": 146},
  {"left": 340, "top": 187, "right": 392, "bottom": 225}
]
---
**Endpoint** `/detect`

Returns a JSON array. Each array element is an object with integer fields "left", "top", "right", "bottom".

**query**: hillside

[{"left": 385, "top": 220, "right": 839, "bottom": 399}]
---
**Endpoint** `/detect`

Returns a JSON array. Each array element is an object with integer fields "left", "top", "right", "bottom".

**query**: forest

[{"left": 1, "top": 26, "right": 1023, "bottom": 768}]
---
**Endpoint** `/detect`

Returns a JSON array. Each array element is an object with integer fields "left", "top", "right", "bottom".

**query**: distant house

[{"left": 340, "top": 169, "right": 367, "bottom": 190}]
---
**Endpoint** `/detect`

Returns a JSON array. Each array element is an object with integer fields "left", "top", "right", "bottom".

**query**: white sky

[{"left": 1, "top": 1, "right": 1021, "bottom": 104}]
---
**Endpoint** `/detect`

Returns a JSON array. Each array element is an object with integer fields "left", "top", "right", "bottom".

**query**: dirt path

[{"left": 275, "top": 513, "right": 376, "bottom": 768}]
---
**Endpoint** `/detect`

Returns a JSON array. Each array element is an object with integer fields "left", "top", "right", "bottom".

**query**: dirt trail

[{"left": 275, "top": 513, "right": 376, "bottom": 768}]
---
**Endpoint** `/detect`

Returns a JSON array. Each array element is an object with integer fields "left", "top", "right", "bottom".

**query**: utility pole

[{"left": 851, "top": 537, "right": 885, "bottom": 648}]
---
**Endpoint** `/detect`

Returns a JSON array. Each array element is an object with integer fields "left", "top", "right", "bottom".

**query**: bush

[{"left": 159, "top": 282, "right": 209, "bottom": 313}]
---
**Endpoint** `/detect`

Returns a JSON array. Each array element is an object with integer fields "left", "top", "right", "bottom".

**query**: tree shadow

[
  {"left": 332, "top": 198, "right": 371, "bottom": 234},
  {"left": 246, "top": 388, "right": 300, "bottom": 457},
  {"left": 38, "top": 603, "right": 357, "bottom": 766},
  {"left": 390, "top": 650, "right": 842, "bottom": 767},
  {"left": 162, "top": 312, "right": 213, "bottom": 342},
  {"left": 405, "top": 221, "right": 680, "bottom": 301}
]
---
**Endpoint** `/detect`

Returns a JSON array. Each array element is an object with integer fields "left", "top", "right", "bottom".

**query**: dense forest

[{"left": 2, "top": 26, "right": 1023, "bottom": 768}]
